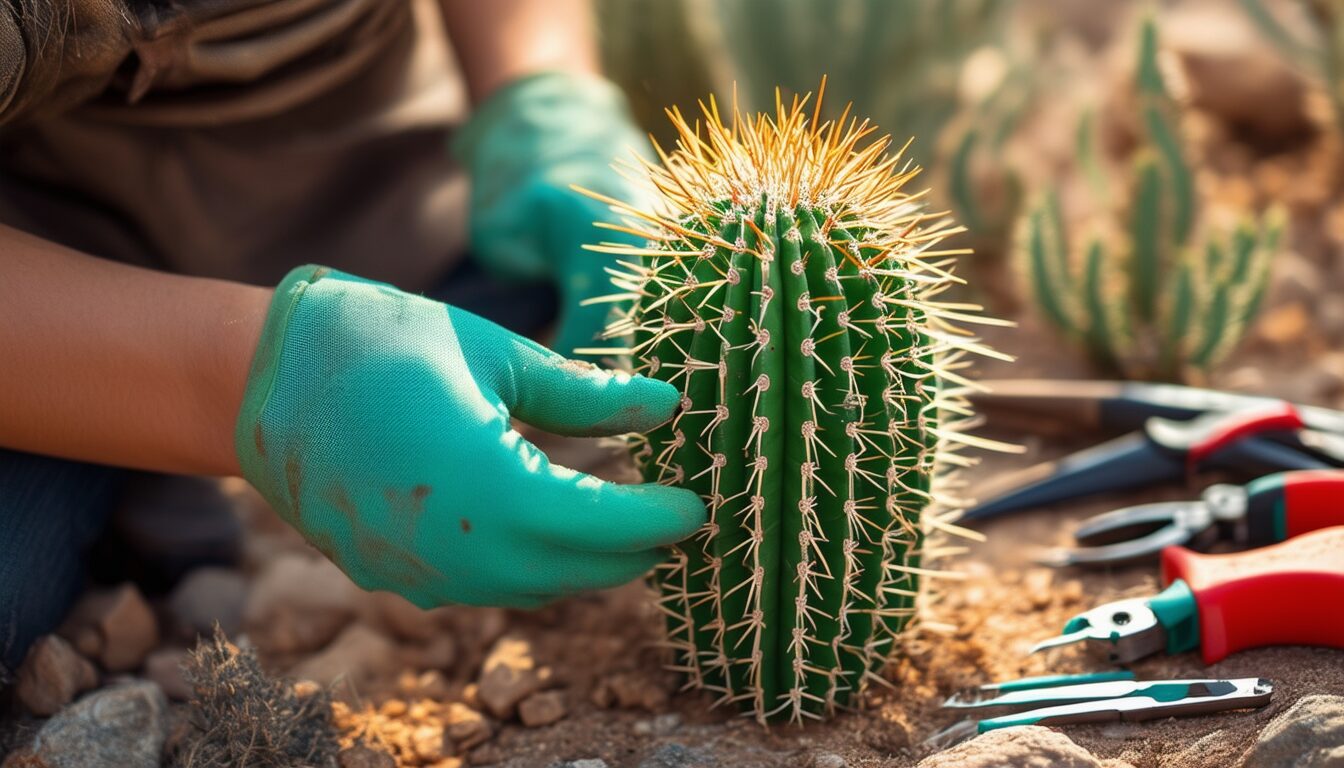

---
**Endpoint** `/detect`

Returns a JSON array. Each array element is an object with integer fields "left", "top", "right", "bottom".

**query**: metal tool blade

[
  {"left": 945, "top": 677, "right": 1203, "bottom": 712},
  {"left": 1038, "top": 508, "right": 1200, "bottom": 567},
  {"left": 978, "top": 678, "right": 1273, "bottom": 731},
  {"left": 1028, "top": 597, "right": 1167, "bottom": 663}
]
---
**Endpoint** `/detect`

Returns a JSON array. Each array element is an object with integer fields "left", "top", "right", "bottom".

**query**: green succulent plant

[
  {"left": 579, "top": 88, "right": 1008, "bottom": 723},
  {"left": 596, "top": 0, "right": 1007, "bottom": 170},
  {"left": 1021, "top": 14, "right": 1285, "bottom": 381}
]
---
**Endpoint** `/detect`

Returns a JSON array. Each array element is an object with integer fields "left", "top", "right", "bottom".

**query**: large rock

[
  {"left": 1242, "top": 694, "right": 1344, "bottom": 768},
  {"left": 289, "top": 624, "right": 397, "bottom": 692},
  {"left": 917, "top": 726, "right": 1108, "bottom": 768},
  {"left": 167, "top": 567, "right": 247, "bottom": 638},
  {"left": 477, "top": 636, "right": 552, "bottom": 719},
  {"left": 14, "top": 635, "right": 98, "bottom": 716},
  {"left": 244, "top": 554, "right": 360, "bottom": 654},
  {"left": 58, "top": 584, "right": 159, "bottom": 673},
  {"left": 24, "top": 680, "right": 168, "bottom": 768}
]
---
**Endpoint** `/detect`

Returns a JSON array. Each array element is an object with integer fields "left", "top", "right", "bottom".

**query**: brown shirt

[{"left": 0, "top": 0, "right": 468, "bottom": 289}]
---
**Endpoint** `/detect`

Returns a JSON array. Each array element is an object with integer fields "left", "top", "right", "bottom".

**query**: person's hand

[
  {"left": 453, "top": 71, "right": 650, "bottom": 358},
  {"left": 235, "top": 266, "right": 704, "bottom": 608}
]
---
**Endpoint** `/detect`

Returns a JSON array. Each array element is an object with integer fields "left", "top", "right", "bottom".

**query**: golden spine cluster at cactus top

[{"left": 579, "top": 82, "right": 1011, "bottom": 724}]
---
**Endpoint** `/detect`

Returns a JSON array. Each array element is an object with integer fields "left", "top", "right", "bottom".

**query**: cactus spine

[
  {"left": 580, "top": 87, "right": 1006, "bottom": 723},
  {"left": 1021, "top": 14, "right": 1284, "bottom": 381}
]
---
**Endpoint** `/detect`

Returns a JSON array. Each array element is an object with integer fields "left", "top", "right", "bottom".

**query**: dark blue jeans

[{"left": 0, "top": 259, "right": 556, "bottom": 675}]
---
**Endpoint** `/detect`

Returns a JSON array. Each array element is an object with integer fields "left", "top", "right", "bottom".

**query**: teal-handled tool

[{"left": 927, "top": 673, "right": 1273, "bottom": 749}]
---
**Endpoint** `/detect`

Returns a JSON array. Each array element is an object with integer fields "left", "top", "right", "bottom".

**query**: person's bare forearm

[
  {"left": 439, "top": 0, "right": 600, "bottom": 102},
  {"left": 0, "top": 225, "right": 270, "bottom": 475}
]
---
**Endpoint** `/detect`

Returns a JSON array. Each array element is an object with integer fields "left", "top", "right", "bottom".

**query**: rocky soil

[{"left": 3, "top": 1, "right": 1344, "bottom": 766}]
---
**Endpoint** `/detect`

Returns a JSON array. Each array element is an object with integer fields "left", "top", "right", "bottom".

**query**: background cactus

[
  {"left": 580, "top": 87, "right": 1007, "bottom": 723},
  {"left": 1021, "top": 14, "right": 1285, "bottom": 381},
  {"left": 596, "top": 0, "right": 1007, "bottom": 170}
]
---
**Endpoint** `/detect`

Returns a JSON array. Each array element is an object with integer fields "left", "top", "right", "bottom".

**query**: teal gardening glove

[
  {"left": 235, "top": 266, "right": 705, "bottom": 608},
  {"left": 453, "top": 71, "right": 650, "bottom": 358}
]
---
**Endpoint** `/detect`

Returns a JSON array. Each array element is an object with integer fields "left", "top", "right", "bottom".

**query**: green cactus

[
  {"left": 578, "top": 89, "right": 1008, "bottom": 724},
  {"left": 1239, "top": 0, "right": 1344, "bottom": 125},
  {"left": 1021, "top": 14, "right": 1284, "bottom": 381}
]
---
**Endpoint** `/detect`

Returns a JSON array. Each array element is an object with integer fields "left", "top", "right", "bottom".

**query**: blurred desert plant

[
  {"left": 943, "top": 43, "right": 1042, "bottom": 311},
  {"left": 596, "top": 0, "right": 1007, "bottom": 170},
  {"left": 1021, "top": 14, "right": 1285, "bottom": 382},
  {"left": 1239, "top": 0, "right": 1344, "bottom": 124}
]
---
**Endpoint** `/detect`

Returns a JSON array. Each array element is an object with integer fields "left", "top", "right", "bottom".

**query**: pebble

[
  {"left": 1023, "top": 569, "right": 1053, "bottom": 610},
  {"left": 1241, "top": 694, "right": 1344, "bottom": 768},
  {"left": 916, "top": 726, "right": 1112, "bottom": 768},
  {"left": 338, "top": 745, "right": 397, "bottom": 768},
  {"left": 22, "top": 680, "right": 168, "bottom": 768},
  {"left": 633, "top": 713, "right": 682, "bottom": 736},
  {"left": 289, "top": 624, "right": 398, "bottom": 691},
  {"left": 411, "top": 723, "right": 447, "bottom": 762},
  {"left": 638, "top": 743, "right": 717, "bottom": 768},
  {"left": 519, "top": 690, "right": 569, "bottom": 727},
  {"left": 477, "top": 636, "right": 552, "bottom": 719},
  {"left": 244, "top": 553, "right": 360, "bottom": 654},
  {"left": 59, "top": 583, "right": 159, "bottom": 673},
  {"left": 550, "top": 761, "right": 610, "bottom": 768},
  {"left": 166, "top": 567, "right": 247, "bottom": 638},
  {"left": 445, "top": 702, "right": 493, "bottom": 749},
  {"left": 143, "top": 647, "right": 192, "bottom": 701},
  {"left": 15, "top": 635, "right": 98, "bottom": 716},
  {"left": 592, "top": 672, "right": 669, "bottom": 712},
  {"left": 810, "top": 753, "right": 847, "bottom": 768}
]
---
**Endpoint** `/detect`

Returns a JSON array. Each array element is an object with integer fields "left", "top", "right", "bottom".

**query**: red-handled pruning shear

[
  {"left": 964, "top": 381, "right": 1344, "bottom": 522},
  {"left": 1037, "top": 469, "right": 1344, "bottom": 567},
  {"left": 1030, "top": 526, "right": 1344, "bottom": 664}
]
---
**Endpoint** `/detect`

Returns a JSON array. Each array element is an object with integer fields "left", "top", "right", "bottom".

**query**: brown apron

[{"left": 0, "top": 0, "right": 468, "bottom": 289}]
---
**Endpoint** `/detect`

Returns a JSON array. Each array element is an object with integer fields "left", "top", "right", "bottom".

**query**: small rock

[
  {"left": 632, "top": 713, "right": 681, "bottom": 736},
  {"left": 15, "top": 635, "right": 98, "bottom": 716},
  {"left": 411, "top": 724, "right": 447, "bottom": 762},
  {"left": 26, "top": 680, "right": 168, "bottom": 768},
  {"left": 1242, "top": 694, "right": 1344, "bottom": 768},
  {"left": 446, "top": 702, "right": 493, "bottom": 749},
  {"left": 289, "top": 624, "right": 397, "bottom": 692},
  {"left": 550, "top": 761, "right": 610, "bottom": 768},
  {"left": 397, "top": 669, "right": 451, "bottom": 700},
  {"left": 917, "top": 726, "right": 1104, "bottom": 768},
  {"left": 810, "top": 753, "right": 847, "bottom": 768},
  {"left": 593, "top": 672, "right": 669, "bottom": 712},
  {"left": 519, "top": 690, "right": 568, "bottom": 727},
  {"left": 477, "top": 636, "right": 551, "bottom": 719},
  {"left": 1023, "top": 569, "right": 1053, "bottom": 610},
  {"left": 167, "top": 567, "right": 247, "bottom": 638},
  {"left": 638, "top": 743, "right": 717, "bottom": 768},
  {"left": 143, "top": 648, "right": 191, "bottom": 701},
  {"left": 339, "top": 745, "right": 397, "bottom": 768},
  {"left": 245, "top": 553, "right": 360, "bottom": 654},
  {"left": 60, "top": 583, "right": 159, "bottom": 672}
]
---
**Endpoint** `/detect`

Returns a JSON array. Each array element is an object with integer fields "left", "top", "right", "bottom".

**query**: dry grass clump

[{"left": 169, "top": 626, "right": 339, "bottom": 768}]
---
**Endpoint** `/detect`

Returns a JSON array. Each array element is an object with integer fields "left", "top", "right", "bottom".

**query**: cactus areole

[{"left": 579, "top": 86, "right": 1004, "bottom": 724}]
